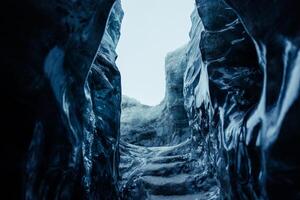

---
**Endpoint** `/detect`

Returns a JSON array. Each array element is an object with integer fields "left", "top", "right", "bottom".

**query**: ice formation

[{"left": 2, "top": 0, "right": 300, "bottom": 199}]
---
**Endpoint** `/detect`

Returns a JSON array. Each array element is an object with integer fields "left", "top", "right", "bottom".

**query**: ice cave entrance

[{"left": 116, "top": 0, "right": 195, "bottom": 106}]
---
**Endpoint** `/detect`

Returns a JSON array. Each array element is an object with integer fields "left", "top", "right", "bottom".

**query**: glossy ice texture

[{"left": 3, "top": 0, "right": 299, "bottom": 199}]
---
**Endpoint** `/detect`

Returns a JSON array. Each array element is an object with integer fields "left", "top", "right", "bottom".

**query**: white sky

[{"left": 116, "top": 0, "right": 195, "bottom": 106}]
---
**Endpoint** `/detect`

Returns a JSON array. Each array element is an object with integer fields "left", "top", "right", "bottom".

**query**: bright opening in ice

[{"left": 116, "top": 0, "right": 195, "bottom": 106}]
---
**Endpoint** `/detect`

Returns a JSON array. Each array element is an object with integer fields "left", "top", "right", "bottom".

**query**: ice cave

[{"left": 1, "top": 0, "right": 300, "bottom": 199}]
